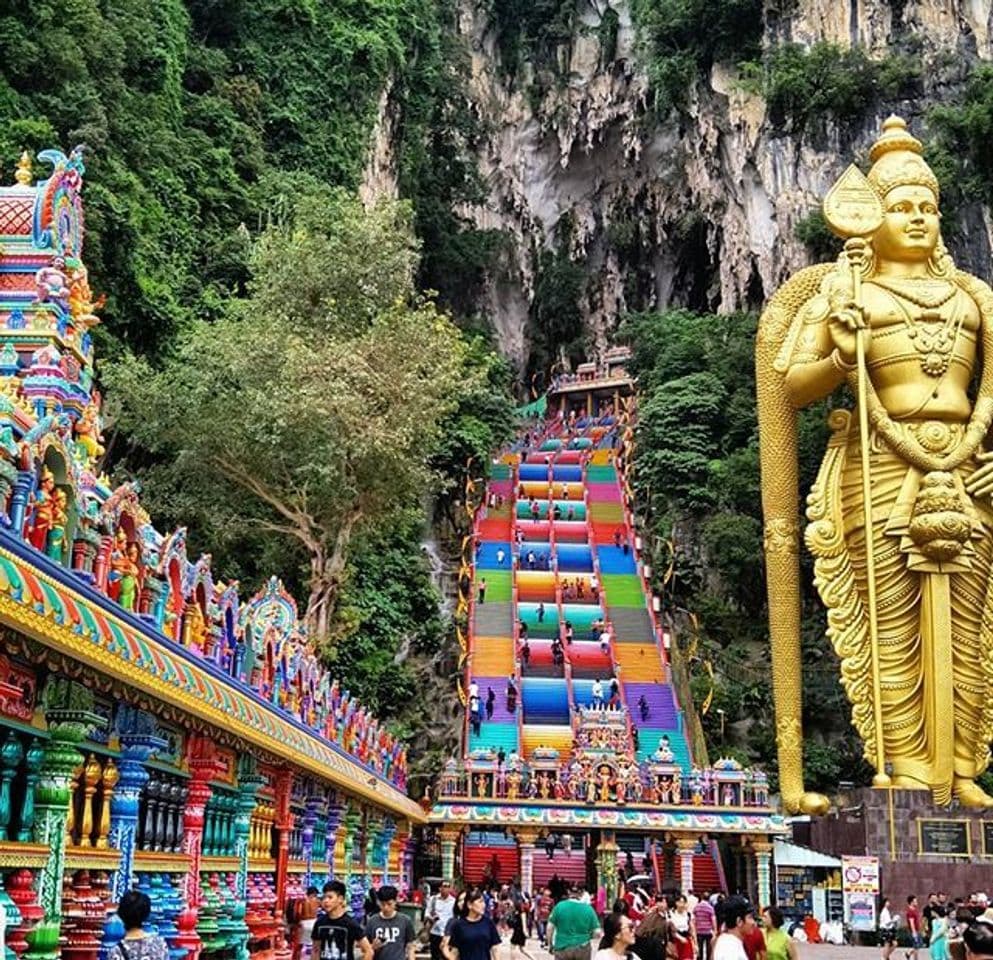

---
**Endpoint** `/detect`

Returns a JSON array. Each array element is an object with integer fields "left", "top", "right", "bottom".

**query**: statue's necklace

[{"left": 874, "top": 281, "right": 962, "bottom": 377}]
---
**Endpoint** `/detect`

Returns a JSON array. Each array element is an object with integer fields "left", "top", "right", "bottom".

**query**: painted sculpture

[{"left": 758, "top": 115, "right": 993, "bottom": 811}]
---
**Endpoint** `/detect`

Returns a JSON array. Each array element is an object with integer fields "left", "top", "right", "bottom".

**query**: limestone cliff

[{"left": 370, "top": 0, "right": 993, "bottom": 370}]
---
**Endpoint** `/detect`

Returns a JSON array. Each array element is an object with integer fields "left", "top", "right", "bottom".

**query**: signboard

[
  {"left": 846, "top": 893, "right": 876, "bottom": 932},
  {"left": 841, "top": 856, "right": 880, "bottom": 894},
  {"left": 983, "top": 822, "right": 993, "bottom": 857},
  {"left": 918, "top": 820, "right": 970, "bottom": 856}
]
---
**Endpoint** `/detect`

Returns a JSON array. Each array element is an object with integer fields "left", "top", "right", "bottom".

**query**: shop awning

[{"left": 773, "top": 838, "right": 842, "bottom": 868}]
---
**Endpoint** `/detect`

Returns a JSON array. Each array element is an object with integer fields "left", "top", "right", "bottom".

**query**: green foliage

[
  {"left": 485, "top": 0, "right": 579, "bottom": 79},
  {"left": 758, "top": 42, "right": 921, "bottom": 132},
  {"left": 0, "top": 0, "right": 428, "bottom": 359},
  {"left": 528, "top": 248, "right": 587, "bottom": 374},
  {"left": 394, "top": 0, "right": 509, "bottom": 320},
  {"left": 794, "top": 208, "right": 843, "bottom": 261},
  {"left": 103, "top": 188, "right": 469, "bottom": 640},
  {"left": 630, "top": 0, "right": 763, "bottom": 113},
  {"left": 928, "top": 64, "right": 993, "bottom": 223},
  {"left": 622, "top": 309, "right": 863, "bottom": 783},
  {"left": 327, "top": 511, "right": 445, "bottom": 716}
]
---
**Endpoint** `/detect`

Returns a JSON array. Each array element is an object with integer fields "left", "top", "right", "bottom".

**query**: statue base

[{"left": 797, "top": 786, "right": 993, "bottom": 903}]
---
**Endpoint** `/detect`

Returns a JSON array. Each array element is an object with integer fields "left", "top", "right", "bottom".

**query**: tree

[{"left": 104, "top": 188, "right": 469, "bottom": 639}]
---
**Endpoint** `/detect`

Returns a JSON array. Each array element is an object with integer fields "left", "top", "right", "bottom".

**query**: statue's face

[{"left": 874, "top": 185, "right": 940, "bottom": 262}]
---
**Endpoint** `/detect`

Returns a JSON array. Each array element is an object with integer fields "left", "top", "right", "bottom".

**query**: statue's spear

[{"left": 823, "top": 166, "right": 892, "bottom": 790}]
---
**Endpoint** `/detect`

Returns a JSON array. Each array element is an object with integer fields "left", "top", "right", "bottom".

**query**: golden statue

[{"left": 758, "top": 116, "right": 993, "bottom": 812}]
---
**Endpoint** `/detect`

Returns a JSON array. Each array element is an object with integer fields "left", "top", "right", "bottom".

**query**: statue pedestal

[{"left": 799, "top": 786, "right": 993, "bottom": 904}]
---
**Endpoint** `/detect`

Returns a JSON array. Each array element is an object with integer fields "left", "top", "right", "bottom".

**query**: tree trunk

[{"left": 304, "top": 509, "right": 361, "bottom": 640}]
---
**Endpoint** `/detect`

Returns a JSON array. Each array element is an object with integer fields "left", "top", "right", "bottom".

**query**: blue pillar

[
  {"left": 108, "top": 709, "right": 166, "bottom": 902},
  {"left": 9, "top": 469, "right": 34, "bottom": 537}
]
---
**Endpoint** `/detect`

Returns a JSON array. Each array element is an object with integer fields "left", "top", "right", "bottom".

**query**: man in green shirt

[{"left": 547, "top": 886, "right": 601, "bottom": 960}]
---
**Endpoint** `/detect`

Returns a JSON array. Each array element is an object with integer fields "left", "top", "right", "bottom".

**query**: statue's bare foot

[
  {"left": 953, "top": 778, "right": 993, "bottom": 808},
  {"left": 798, "top": 791, "right": 830, "bottom": 816},
  {"left": 891, "top": 775, "right": 929, "bottom": 789}
]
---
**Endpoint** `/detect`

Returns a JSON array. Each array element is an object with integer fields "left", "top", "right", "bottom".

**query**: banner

[{"left": 842, "top": 856, "right": 880, "bottom": 894}]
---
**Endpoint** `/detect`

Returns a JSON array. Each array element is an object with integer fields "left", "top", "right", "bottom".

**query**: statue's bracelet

[{"left": 831, "top": 349, "right": 857, "bottom": 374}]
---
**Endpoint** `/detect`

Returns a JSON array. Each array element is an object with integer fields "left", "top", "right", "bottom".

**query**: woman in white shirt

[{"left": 594, "top": 912, "right": 640, "bottom": 960}]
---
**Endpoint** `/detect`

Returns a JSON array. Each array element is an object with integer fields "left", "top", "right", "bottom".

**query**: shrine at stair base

[
  {"left": 0, "top": 151, "right": 423, "bottom": 960},
  {"left": 429, "top": 366, "right": 785, "bottom": 904}
]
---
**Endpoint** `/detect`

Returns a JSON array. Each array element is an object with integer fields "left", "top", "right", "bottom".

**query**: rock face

[{"left": 377, "top": 0, "right": 993, "bottom": 371}]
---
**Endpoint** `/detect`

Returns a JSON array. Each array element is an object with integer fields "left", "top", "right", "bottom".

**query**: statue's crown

[{"left": 867, "top": 115, "right": 940, "bottom": 199}]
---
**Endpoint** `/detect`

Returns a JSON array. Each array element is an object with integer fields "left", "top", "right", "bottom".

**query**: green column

[{"left": 29, "top": 678, "right": 100, "bottom": 960}]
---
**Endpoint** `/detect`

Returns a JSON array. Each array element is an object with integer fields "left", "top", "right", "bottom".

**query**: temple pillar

[
  {"left": 752, "top": 840, "right": 772, "bottom": 909},
  {"left": 273, "top": 769, "right": 293, "bottom": 916},
  {"left": 177, "top": 736, "right": 223, "bottom": 960},
  {"left": 323, "top": 798, "right": 344, "bottom": 885},
  {"left": 594, "top": 831, "right": 619, "bottom": 909},
  {"left": 742, "top": 843, "right": 756, "bottom": 903},
  {"left": 10, "top": 470, "right": 35, "bottom": 535},
  {"left": 376, "top": 817, "right": 396, "bottom": 882},
  {"left": 437, "top": 826, "right": 463, "bottom": 882},
  {"left": 301, "top": 793, "right": 321, "bottom": 890},
  {"left": 512, "top": 829, "right": 540, "bottom": 896},
  {"left": 108, "top": 709, "right": 166, "bottom": 901},
  {"left": 34, "top": 678, "right": 100, "bottom": 925},
  {"left": 675, "top": 837, "right": 696, "bottom": 896},
  {"left": 272, "top": 771, "right": 294, "bottom": 960}
]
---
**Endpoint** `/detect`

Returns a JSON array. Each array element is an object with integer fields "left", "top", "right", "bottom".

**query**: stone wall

[{"left": 803, "top": 787, "right": 993, "bottom": 904}]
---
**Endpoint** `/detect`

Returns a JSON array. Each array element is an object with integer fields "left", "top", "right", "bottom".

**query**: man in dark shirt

[
  {"left": 365, "top": 886, "right": 414, "bottom": 960},
  {"left": 313, "top": 881, "right": 374, "bottom": 960}
]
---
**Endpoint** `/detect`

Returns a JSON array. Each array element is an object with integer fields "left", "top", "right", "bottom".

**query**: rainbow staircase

[{"left": 466, "top": 417, "right": 693, "bottom": 769}]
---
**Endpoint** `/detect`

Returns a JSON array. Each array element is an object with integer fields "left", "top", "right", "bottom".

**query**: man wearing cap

[{"left": 366, "top": 887, "right": 415, "bottom": 960}]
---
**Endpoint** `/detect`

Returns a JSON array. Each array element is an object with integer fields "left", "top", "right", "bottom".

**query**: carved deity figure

[
  {"left": 759, "top": 116, "right": 993, "bottom": 811},
  {"left": 34, "top": 258, "right": 70, "bottom": 304},
  {"left": 45, "top": 489, "right": 68, "bottom": 563},
  {"left": 27, "top": 467, "right": 56, "bottom": 551}
]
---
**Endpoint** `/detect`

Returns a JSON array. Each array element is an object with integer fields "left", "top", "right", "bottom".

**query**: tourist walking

[
  {"left": 426, "top": 881, "right": 457, "bottom": 960},
  {"left": 670, "top": 894, "right": 696, "bottom": 960},
  {"left": 694, "top": 896, "right": 716, "bottom": 960},
  {"left": 366, "top": 886, "right": 416, "bottom": 960},
  {"left": 593, "top": 912, "right": 636, "bottom": 960},
  {"left": 547, "top": 885, "right": 601, "bottom": 960},
  {"left": 535, "top": 888, "right": 554, "bottom": 947},
  {"left": 478, "top": 579, "right": 487, "bottom": 604},
  {"left": 108, "top": 891, "right": 169, "bottom": 960},
  {"left": 506, "top": 675, "right": 518, "bottom": 712},
  {"left": 712, "top": 897, "right": 754, "bottom": 960},
  {"left": 879, "top": 898, "right": 898, "bottom": 960},
  {"left": 930, "top": 907, "right": 951, "bottom": 960},
  {"left": 762, "top": 907, "right": 796, "bottom": 960},
  {"left": 591, "top": 679, "right": 603, "bottom": 707},
  {"left": 313, "top": 881, "right": 374, "bottom": 960},
  {"left": 485, "top": 688, "right": 495, "bottom": 720},
  {"left": 908, "top": 896, "right": 924, "bottom": 960},
  {"left": 633, "top": 906, "right": 671, "bottom": 960},
  {"left": 443, "top": 890, "right": 501, "bottom": 960}
]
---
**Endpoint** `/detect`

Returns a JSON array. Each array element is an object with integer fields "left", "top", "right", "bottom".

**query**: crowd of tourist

[
  {"left": 411, "top": 880, "right": 799, "bottom": 960},
  {"left": 878, "top": 891, "right": 993, "bottom": 960}
]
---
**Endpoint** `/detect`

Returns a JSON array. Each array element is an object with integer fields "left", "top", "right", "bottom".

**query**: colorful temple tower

[
  {"left": 430, "top": 357, "right": 785, "bottom": 904},
  {"left": 0, "top": 150, "right": 422, "bottom": 957}
]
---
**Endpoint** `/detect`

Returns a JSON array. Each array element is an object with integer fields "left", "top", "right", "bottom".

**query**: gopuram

[
  {"left": 0, "top": 150, "right": 423, "bottom": 960},
  {"left": 428, "top": 357, "right": 785, "bottom": 906}
]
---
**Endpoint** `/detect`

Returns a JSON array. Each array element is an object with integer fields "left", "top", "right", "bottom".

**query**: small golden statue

[{"left": 758, "top": 116, "right": 993, "bottom": 812}]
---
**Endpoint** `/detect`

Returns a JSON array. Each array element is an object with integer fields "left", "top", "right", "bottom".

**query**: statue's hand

[
  {"left": 828, "top": 300, "right": 865, "bottom": 365},
  {"left": 965, "top": 451, "right": 993, "bottom": 500}
]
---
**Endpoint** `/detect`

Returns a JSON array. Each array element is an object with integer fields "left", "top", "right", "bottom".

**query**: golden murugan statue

[{"left": 758, "top": 116, "right": 993, "bottom": 812}]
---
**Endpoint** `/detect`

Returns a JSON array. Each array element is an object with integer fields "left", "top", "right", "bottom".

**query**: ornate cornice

[
  {"left": 428, "top": 801, "right": 787, "bottom": 835},
  {"left": 0, "top": 537, "right": 424, "bottom": 823}
]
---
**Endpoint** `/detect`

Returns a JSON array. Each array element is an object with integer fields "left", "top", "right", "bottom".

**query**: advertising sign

[
  {"left": 842, "top": 856, "right": 880, "bottom": 894},
  {"left": 846, "top": 893, "right": 877, "bottom": 932}
]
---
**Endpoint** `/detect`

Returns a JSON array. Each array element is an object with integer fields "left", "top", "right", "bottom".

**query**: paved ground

[{"left": 506, "top": 935, "right": 882, "bottom": 960}]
